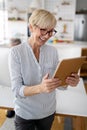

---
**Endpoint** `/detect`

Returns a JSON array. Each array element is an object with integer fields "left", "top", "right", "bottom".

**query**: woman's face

[{"left": 30, "top": 25, "right": 56, "bottom": 47}]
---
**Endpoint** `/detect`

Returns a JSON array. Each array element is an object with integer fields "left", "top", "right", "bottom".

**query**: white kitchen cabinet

[{"left": 48, "top": 41, "right": 87, "bottom": 60}]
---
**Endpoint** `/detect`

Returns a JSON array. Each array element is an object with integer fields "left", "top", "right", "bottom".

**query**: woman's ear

[{"left": 29, "top": 24, "right": 33, "bottom": 32}]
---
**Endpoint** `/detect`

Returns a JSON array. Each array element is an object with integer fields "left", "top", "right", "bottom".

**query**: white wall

[
  {"left": 7, "top": 0, "right": 31, "bottom": 11},
  {"left": 7, "top": 0, "right": 44, "bottom": 40}
]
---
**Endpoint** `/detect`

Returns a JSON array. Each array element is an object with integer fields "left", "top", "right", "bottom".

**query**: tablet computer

[{"left": 53, "top": 56, "right": 87, "bottom": 86}]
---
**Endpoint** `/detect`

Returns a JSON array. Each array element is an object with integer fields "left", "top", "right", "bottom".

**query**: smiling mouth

[{"left": 39, "top": 36, "right": 47, "bottom": 42}]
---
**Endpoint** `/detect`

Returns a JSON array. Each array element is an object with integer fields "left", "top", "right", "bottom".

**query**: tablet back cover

[{"left": 53, "top": 56, "right": 87, "bottom": 86}]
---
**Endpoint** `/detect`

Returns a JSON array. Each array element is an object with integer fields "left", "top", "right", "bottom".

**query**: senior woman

[{"left": 9, "top": 9, "right": 79, "bottom": 130}]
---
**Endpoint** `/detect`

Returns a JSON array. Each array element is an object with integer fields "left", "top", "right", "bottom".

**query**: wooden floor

[
  {"left": 0, "top": 109, "right": 87, "bottom": 130},
  {"left": 51, "top": 115, "right": 87, "bottom": 130},
  {"left": 51, "top": 82, "right": 87, "bottom": 130},
  {"left": 0, "top": 109, "right": 7, "bottom": 127}
]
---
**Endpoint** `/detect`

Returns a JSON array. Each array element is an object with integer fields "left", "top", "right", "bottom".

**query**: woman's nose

[{"left": 44, "top": 33, "right": 50, "bottom": 38}]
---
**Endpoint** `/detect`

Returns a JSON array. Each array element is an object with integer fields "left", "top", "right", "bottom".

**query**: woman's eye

[{"left": 41, "top": 29, "right": 46, "bottom": 31}]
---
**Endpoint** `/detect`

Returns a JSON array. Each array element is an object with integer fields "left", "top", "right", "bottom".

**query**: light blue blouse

[{"left": 9, "top": 42, "right": 59, "bottom": 119}]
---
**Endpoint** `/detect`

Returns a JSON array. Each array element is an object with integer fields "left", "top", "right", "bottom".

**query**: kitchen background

[
  {"left": 0, "top": 1, "right": 87, "bottom": 130},
  {"left": 7, "top": 0, "right": 76, "bottom": 42},
  {"left": 0, "top": 0, "right": 87, "bottom": 44}
]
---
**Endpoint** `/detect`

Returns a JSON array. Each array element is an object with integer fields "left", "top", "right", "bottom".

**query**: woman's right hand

[{"left": 40, "top": 73, "right": 62, "bottom": 93}]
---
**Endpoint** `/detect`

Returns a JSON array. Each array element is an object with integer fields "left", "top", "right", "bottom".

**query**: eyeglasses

[{"left": 35, "top": 25, "right": 57, "bottom": 36}]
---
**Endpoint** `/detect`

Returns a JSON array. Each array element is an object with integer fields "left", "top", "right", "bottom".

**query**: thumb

[{"left": 43, "top": 73, "right": 49, "bottom": 80}]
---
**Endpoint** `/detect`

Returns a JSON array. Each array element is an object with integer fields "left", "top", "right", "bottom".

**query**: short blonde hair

[{"left": 29, "top": 9, "right": 57, "bottom": 29}]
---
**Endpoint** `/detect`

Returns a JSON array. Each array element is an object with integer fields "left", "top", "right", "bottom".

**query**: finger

[
  {"left": 66, "top": 75, "right": 80, "bottom": 82},
  {"left": 43, "top": 73, "right": 49, "bottom": 80},
  {"left": 49, "top": 80, "right": 62, "bottom": 87},
  {"left": 44, "top": 78, "right": 60, "bottom": 84},
  {"left": 71, "top": 73, "right": 80, "bottom": 79},
  {"left": 66, "top": 78, "right": 79, "bottom": 86}
]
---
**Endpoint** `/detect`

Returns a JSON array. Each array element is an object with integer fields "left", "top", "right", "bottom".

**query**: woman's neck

[
  {"left": 28, "top": 37, "right": 40, "bottom": 50},
  {"left": 28, "top": 38, "right": 40, "bottom": 62}
]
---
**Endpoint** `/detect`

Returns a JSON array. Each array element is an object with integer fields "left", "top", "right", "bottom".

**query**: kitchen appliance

[{"left": 74, "top": 14, "right": 87, "bottom": 41}]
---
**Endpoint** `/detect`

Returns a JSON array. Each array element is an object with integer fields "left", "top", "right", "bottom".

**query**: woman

[{"left": 9, "top": 9, "right": 79, "bottom": 130}]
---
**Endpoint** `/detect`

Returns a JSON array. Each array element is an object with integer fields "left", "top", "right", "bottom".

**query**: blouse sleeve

[{"left": 8, "top": 48, "right": 26, "bottom": 98}]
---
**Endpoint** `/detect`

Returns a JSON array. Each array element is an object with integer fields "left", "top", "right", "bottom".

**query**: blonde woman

[{"left": 9, "top": 9, "right": 79, "bottom": 130}]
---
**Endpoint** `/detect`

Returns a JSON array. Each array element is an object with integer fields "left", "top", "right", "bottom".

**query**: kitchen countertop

[
  {"left": 48, "top": 41, "right": 87, "bottom": 47},
  {"left": 47, "top": 41, "right": 87, "bottom": 60},
  {"left": 56, "top": 78, "right": 87, "bottom": 117}
]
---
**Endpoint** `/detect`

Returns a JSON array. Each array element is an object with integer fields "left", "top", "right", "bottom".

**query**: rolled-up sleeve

[{"left": 8, "top": 48, "right": 26, "bottom": 98}]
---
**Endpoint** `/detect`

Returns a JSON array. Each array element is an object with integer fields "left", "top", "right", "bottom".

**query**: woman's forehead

[{"left": 39, "top": 24, "right": 55, "bottom": 29}]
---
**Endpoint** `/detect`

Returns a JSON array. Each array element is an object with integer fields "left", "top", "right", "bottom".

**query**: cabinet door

[{"left": 80, "top": 48, "right": 87, "bottom": 77}]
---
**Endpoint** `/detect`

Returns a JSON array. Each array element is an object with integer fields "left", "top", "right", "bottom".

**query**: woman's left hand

[{"left": 65, "top": 73, "right": 80, "bottom": 87}]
